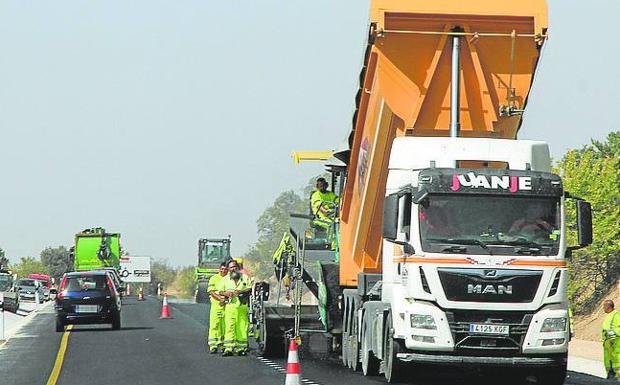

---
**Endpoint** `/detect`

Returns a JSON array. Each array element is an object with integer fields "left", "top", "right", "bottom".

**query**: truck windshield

[
  {"left": 0, "top": 275, "right": 11, "bottom": 291},
  {"left": 200, "top": 244, "right": 226, "bottom": 263},
  {"left": 419, "top": 195, "right": 561, "bottom": 256}
]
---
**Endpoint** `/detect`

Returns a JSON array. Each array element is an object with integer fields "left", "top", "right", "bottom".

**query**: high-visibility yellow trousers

[
  {"left": 236, "top": 304, "right": 249, "bottom": 352},
  {"left": 208, "top": 301, "right": 225, "bottom": 350},
  {"left": 224, "top": 303, "right": 249, "bottom": 353},
  {"left": 604, "top": 337, "right": 620, "bottom": 377}
]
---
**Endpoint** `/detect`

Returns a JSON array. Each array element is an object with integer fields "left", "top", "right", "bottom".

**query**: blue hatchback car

[{"left": 55, "top": 271, "right": 122, "bottom": 332}]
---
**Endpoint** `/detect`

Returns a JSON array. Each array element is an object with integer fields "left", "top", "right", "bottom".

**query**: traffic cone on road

[
  {"left": 137, "top": 286, "right": 144, "bottom": 301},
  {"left": 159, "top": 292, "right": 173, "bottom": 319},
  {"left": 284, "top": 339, "right": 301, "bottom": 385}
]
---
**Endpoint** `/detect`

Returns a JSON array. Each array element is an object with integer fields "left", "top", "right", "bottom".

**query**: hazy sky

[{"left": 0, "top": 1, "right": 617, "bottom": 266}]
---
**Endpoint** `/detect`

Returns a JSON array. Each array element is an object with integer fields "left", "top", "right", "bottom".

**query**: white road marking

[{"left": 254, "top": 355, "right": 324, "bottom": 385}]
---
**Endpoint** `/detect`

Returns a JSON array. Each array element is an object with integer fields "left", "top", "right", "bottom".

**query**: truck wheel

[
  {"left": 111, "top": 311, "right": 121, "bottom": 330},
  {"left": 195, "top": 281, "right": 209, "bottom": 303},
  {"left": 361, "top": 329, "right": 379, "bottom": 376},
  {"left": 348, "top": 334, "right": 360, "bottom": 371},
  {"left": 56, "top": 317, "right": 65, "bottom": 333},
  {"left": 536, "top": 365, "right": 566, "bottom": 385},
  {"left": 384, "top": 313, "right": 404, "bottom": 383},
  {"left": 341, "top": 331, "right": 349, "bottom": 367}
]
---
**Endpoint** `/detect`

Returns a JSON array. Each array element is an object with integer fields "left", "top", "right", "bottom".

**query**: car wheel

[
  {"left": 56, "top": 317, "right": 65, "bottom": 333},
  {"left": 112, "top": 311, "right": 121, "bottom": 330}
]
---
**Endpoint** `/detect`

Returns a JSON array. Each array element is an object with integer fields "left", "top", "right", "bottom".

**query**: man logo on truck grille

[{"left": 467, "top": 284, "right": 513, "bottom": 295}]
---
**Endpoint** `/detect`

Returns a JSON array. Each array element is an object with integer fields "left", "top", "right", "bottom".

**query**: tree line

[
  {"left": 0, "top": 246, "right": 72, "bottom": 283},
  {"left": 558, "top": 131, "right": 620, "bottom": 313}
]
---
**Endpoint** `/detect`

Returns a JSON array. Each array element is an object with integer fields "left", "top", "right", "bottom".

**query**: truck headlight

[
  {"left": 410, "top": 314, "right": 436, "bottom": 330},
  {"left": 541, "top": 317, "right": 567, "bottom": 332}
]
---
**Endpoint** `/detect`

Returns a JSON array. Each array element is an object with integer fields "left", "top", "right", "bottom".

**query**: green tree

[
  {"left": 246, "top": 190, "right": 306, "bottom": 279},
  {"left": 150, "top": 259, "right": 177, "bottom": 294},
  {"left": 557, "top": 131, "right": 620, "bottom": 312},
  {"left": 172, "top": 266, "right": 196, "bottom": 298},
  {"left": 13, "top": 256, "right": 47, "bottom": 278},
  {"left": 0, "top": 248, "right": 8, "bottom": 270},
  {"left": 40, "top": 246, "right": 72, "bottom": 281},
  {"left": 244, "top": 174, "right": 333, "bottom": 279}
]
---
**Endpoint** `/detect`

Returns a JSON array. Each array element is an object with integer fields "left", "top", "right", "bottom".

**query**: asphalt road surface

[{"left": 0, "top": 296, "right": 609, "bottom": 385}]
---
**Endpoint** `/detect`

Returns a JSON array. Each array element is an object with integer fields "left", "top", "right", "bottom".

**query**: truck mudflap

[{"left": 396, "top": 353, "right": 566, "bottom": 367}]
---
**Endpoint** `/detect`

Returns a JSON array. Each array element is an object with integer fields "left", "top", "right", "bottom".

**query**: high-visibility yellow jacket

[
  {"left": 207, "top": 274, "right": 226, "bottom": 305},
  {"left": 217, "top": 274, "right": 252, "bottom": 306},
  {"left": 310, "top": 190, "right": 338, "bottom": 219},
  {"left": 602, "top": 310, "right": 620, "bottom": 341}
]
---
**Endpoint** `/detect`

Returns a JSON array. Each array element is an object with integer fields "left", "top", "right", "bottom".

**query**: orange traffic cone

[
  {"left": 159, "top": 292, "right": 173, "bottom": 319},
  {"left": 137, "top": 286, "right": 145, "bottom": 301},
  {"left": 284, "top": 339, "right": 301, "bottom": 385}
]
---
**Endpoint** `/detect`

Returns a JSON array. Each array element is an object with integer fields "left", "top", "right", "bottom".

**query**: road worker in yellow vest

[
  {"left": 207, "top": 262, "right": 228, "bottom": 353},
  {"left": 310, "top": 177, "right": 338, "bottom": 230},
  {"left": 218, "top": 259, "right": 252, "bottom": 356},
  {"left": 602, "top": 300, "right": 620, "bottom": 379}
]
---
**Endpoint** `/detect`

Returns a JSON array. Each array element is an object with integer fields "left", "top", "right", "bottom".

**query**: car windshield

[
  {"left": 17, "top": 279, "right": 36, "bottom": 287},
  {"left": 65, "top": 276, "right": 107, "bottom": 292},
  {"left": 419, "top": 194, "right": 561, "bottom": 255}
]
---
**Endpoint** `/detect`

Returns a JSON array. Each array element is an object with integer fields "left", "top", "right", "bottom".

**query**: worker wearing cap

[
  {"left": 310, "top": 177, "right": 339, "bottom": 229},
  {"left": 207, "top": 262, "right": 228, "bottom": 353},
  {"left": 219, "top": 259, "right": 252, "bottom": 356},
  {"left": 602, "top": 300, "right": 620, "bottom": 379}
]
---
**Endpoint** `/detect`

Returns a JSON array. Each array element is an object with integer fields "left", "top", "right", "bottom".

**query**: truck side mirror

[
  {"left": 412, "top": 189, "right": 429, "bottom": 205},
  {"left": 383, "top": 194, "right": 399, "bottom": 240},
  {"left": 576, "top": 200, "right": 593, "bottom": 247}
]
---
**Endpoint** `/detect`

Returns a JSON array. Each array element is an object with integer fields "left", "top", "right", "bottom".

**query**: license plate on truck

[
  {"left": 75, "top": 305, "right": 98, "bottom": 313},
  {"left": 469, "top": 324, "right": 509, "bottom": 335}
]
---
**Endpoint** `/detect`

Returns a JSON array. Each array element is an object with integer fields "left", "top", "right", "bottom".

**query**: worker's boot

[
  {"left": 209, "top": 347, "right": 218, "bottom": 354},
  {"left": 222, "top": 350, "right": 233, "bottom": 357},
  {"left": 237, "top": 350, "right": 247, "bottom": 356}
]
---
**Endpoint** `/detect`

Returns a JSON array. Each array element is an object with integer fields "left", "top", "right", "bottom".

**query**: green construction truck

[
  {"left": 71, "top": 227, "right": 121, "bottom": 271},
  {"left": 195, "top": 236, "right": 231, "bottom": 303}
]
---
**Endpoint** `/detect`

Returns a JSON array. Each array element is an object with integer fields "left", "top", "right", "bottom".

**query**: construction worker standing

[
  {"left": 602, "top": 300, "right": 620, "bottom": 379},
  {"left": 219, "top": 259, "right": 252, "bottom": 356},
  {"left": 207, "top": 262, "right": 228, "bottom": 353}
]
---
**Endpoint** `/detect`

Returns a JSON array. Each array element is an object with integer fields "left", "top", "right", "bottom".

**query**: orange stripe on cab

[{"left": 392, "top": 257, "right": 567, "bottom": 268}]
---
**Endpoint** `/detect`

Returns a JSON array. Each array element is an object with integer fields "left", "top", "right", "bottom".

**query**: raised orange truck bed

[{"left": 338, "top": 0, "right": 548, "bottom": 287}]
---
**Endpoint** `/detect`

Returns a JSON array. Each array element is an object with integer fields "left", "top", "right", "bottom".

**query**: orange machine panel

[{"left": 339, "top": 0, "right": 548, "bottom": 287}]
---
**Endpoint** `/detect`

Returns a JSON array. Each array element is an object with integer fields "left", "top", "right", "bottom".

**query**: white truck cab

[{"left": 376, "top": 137, "right": 592, "bottom": 383}]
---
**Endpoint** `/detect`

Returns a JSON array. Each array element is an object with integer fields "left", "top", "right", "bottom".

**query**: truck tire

[
  {"left": 111, "top": 311, "right": 121, "bottom": 330},
  {"left": 384, "top": 313, "right": 404, "bottom": 383},
  {"left": 195, "top": 281, "right": 209, "bottom": 303},
  {"left": 341, "top": 331, "right": 349, "bottom": 367},
  {"left": 536, "top": 365, "right": 567, "bottom": 385},
  {"left": 56, "top": 317, "right": 65, "bottom": 333},
  {"left": 348, "top": 334, "right": 360, "bottom": 371},
  {"left": 361, "top": 328, "right": 379, "bottom": 376}
]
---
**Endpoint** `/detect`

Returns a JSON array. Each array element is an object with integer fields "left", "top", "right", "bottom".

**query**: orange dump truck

[{"left": 254, "top": 1, "right": 593, "bottom": 384}]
